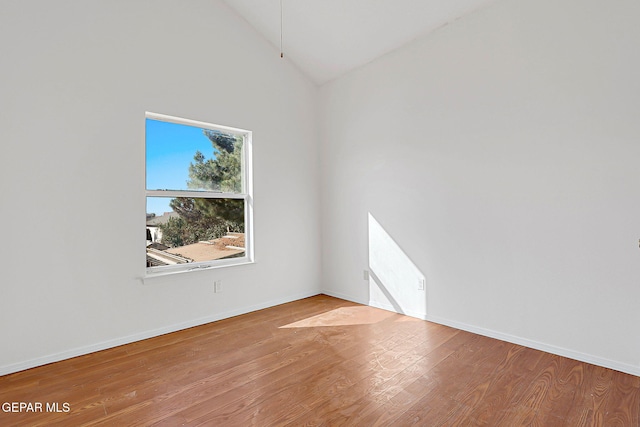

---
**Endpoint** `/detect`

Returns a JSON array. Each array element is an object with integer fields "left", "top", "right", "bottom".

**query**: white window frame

[{"left": 144, "top": 112, "right": 253, "bottom": 278}]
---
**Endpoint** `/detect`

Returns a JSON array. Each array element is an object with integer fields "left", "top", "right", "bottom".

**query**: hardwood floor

[{"left": 1, "top": 295, "right": 638, "bottom": 426}]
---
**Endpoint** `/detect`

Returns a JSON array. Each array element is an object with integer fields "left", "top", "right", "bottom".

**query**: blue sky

[{"left": 146, "top": 118, "right": 216, "bottom": 215}]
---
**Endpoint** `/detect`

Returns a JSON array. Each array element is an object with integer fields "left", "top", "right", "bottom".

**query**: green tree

[
  {"left": 188, "top": 130, "right": 242, "bottom": 193},
  {"left": 159, "top": 130, "right": 244, "bottom": 247},
  {"left": 159, "top": 216, "right": 188, "bottom": 248}
]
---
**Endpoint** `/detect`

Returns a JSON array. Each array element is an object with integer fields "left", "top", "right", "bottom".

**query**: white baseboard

[
  {"left": 368, "top": 300, "right": 427, "bottom": 320},
  {"left": 425, "top": 313, "right": 640, "bottom": 378},
  {"left": 0, "top": 290, "right": 320, "bottom": 376},
  {"left": 321, "top": 289, "right": 368, "bottom": 305},
  {"left": 367, "top": 299, "right": 639, "bottom": 377},
  {"left": 5, "top": 291, "right": 637, "bottom": 378}
]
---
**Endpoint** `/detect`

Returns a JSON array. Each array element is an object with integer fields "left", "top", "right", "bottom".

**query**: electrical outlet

[
  {"left": 214, "top": 280, "right": 222, "bottom": 293},
  {"left": 418, "top": 277, "right": 425, "bottom": 291}
]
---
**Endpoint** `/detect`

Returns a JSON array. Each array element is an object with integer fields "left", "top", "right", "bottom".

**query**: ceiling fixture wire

[{"left": 280, "top": 0, "right": 284, "bottom": 58}]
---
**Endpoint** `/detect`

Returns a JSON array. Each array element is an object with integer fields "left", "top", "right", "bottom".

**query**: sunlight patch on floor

[{"left": 279, "top": 306, "right": 397, "bottom": 328}]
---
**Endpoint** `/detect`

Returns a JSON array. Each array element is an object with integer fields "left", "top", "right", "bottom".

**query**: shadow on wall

[{"left": 368, "top": 213, "right": 427, "bottom": 319}]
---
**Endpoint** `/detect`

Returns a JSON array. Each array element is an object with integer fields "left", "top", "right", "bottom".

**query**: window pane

[
  {"left": 146, "top": 118, "right": 243, "bottom": 193},
  {"left": 146, "top": 197, "right": 245, "bottom": 268}
]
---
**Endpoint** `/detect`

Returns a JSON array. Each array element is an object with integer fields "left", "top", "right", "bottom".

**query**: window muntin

[{"left": 145, "top": 113, "right": 252, "bottom": 275}]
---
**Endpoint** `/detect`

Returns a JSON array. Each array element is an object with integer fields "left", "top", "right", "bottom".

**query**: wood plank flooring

[{"left": 1, "top": 295, "right": 638, "bottom": 426}]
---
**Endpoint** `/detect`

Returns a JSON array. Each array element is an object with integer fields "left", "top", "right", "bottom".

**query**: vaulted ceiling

[{"left": 223, "top": 0, "right": 499, "bottom": 85}]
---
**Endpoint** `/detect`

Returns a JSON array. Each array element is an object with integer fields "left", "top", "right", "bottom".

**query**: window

[{"left": 145, "top": 112, "right": 253, "bottom": 275}]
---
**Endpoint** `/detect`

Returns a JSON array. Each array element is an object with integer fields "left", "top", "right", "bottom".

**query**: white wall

[
  {"left": 0, "top": 0, "right": 320, "bottom": 374},
  {"left": 319, "top": 0, "right": 640, "bottom": 375},
  {"left": 3, "top": 0, "right": 639, "bottom": 378}
]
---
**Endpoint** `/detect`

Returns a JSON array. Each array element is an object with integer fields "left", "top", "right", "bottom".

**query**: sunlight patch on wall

[{"left": 368, "top": 213, "right": 427, "bottom": 319}]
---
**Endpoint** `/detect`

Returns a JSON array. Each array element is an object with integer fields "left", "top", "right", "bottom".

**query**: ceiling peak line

[{"left": 280, "top": 0, "right": 284, "bottom": 58}]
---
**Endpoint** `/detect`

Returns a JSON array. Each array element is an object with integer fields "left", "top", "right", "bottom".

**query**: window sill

[{"left": 140, "top": 260, "right": 255, "bottom": 284}]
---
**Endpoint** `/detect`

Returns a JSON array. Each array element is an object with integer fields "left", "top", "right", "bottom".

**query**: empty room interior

[{"left": 1, "top": 0, "right": 639, "bottom": 425}]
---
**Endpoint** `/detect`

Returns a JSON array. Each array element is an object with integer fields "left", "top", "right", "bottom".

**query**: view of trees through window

[
  {"left": 146, "top": 116, "right": 249, "bottom": 269},
  {"left": 157, "top": 198, "right": 244, "bottom": 249}
]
